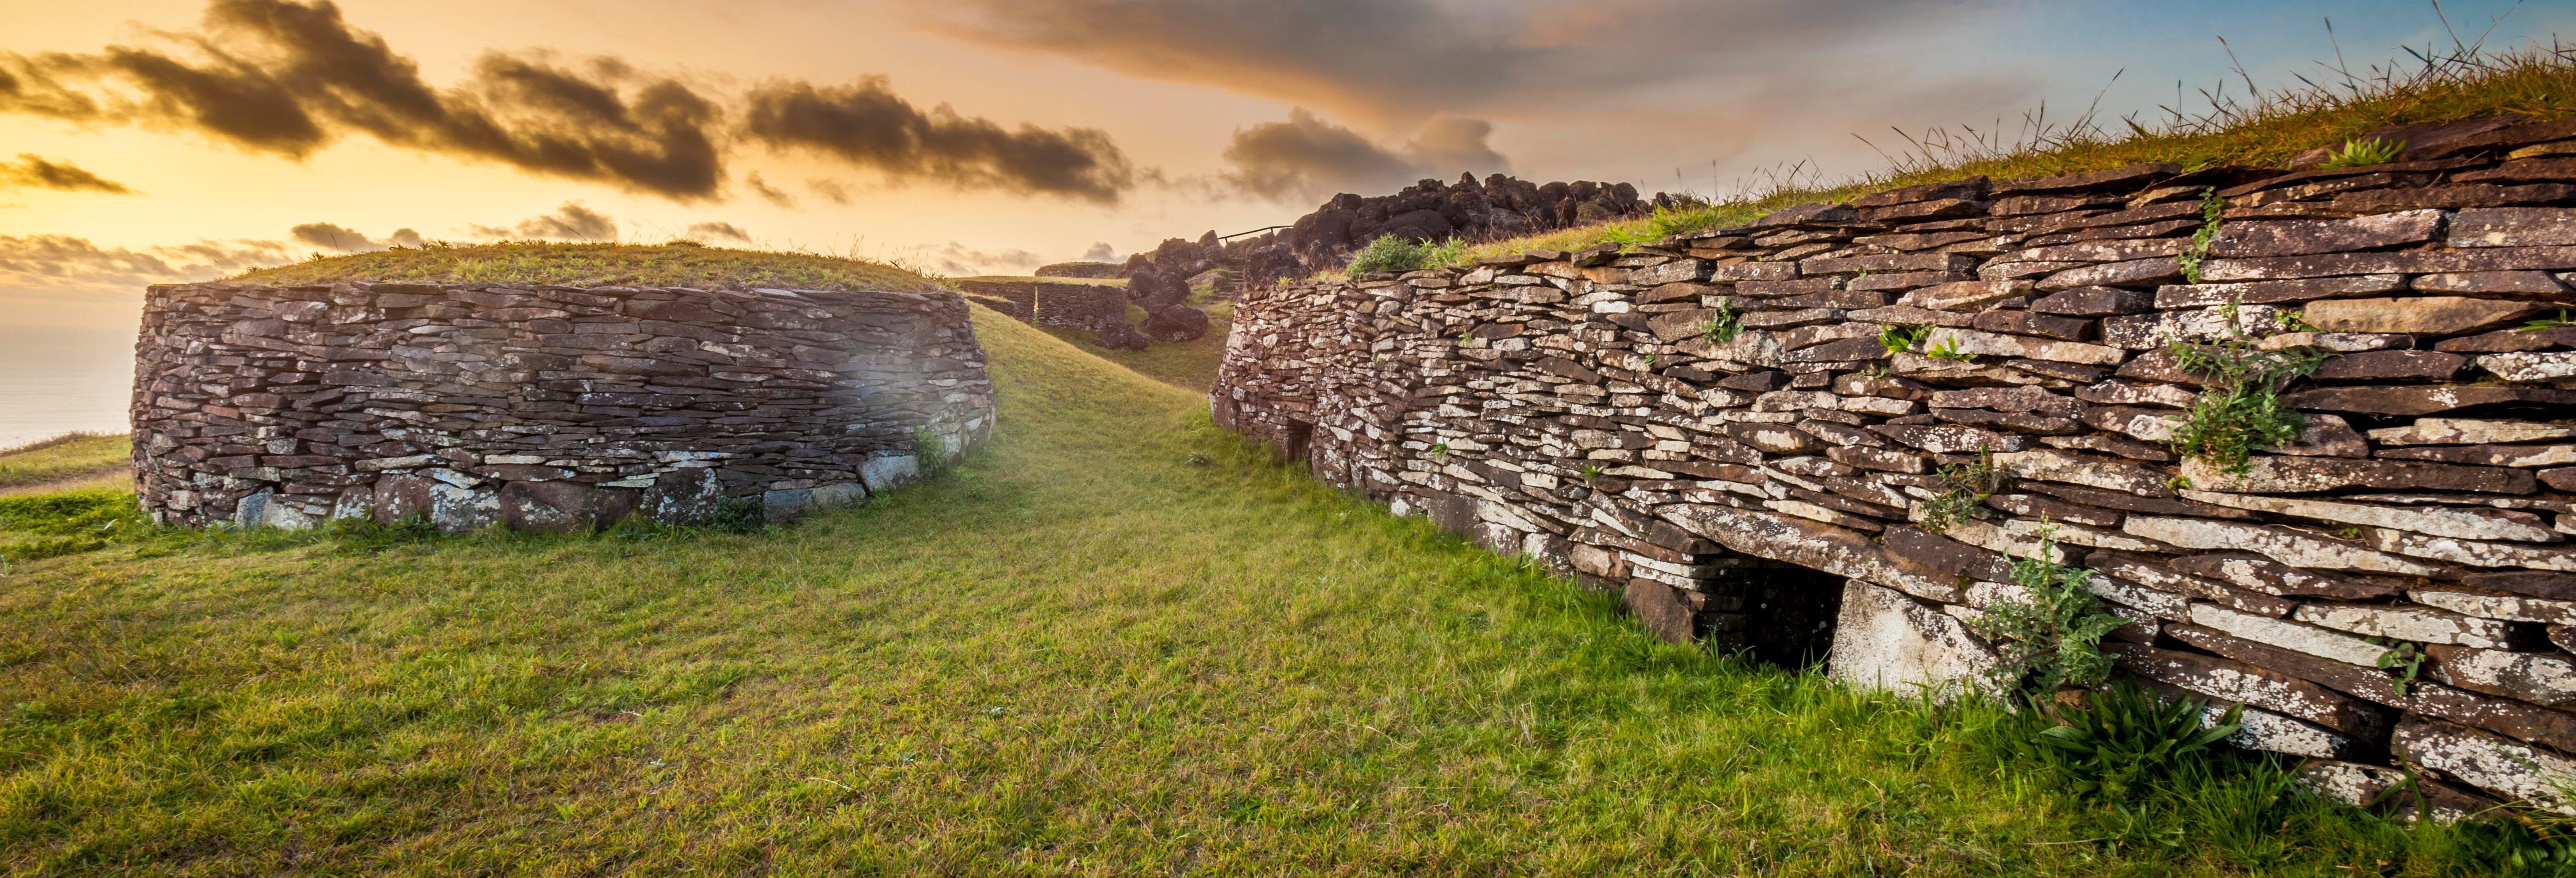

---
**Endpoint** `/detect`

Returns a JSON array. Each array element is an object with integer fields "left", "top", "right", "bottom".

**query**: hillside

[
  {"left": 0, "top": 252, "right": 2548, "bottom": 872},
  {"left": 232, "top": 242, "right": 939, "bottom": 293}
]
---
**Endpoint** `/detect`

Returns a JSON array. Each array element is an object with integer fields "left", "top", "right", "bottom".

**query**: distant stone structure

[
  {"left": 1215, "top": 114, "right": 2576, "bottom": 821},
  {"left": 1033, "top": 261, "right": 1123, "bottom": 279},
  {"left": 130, "top": 281, "right": 992, "bottom": 532},
  {"left": 955, "top": 278, "right": 1126, "bottom": 333}
]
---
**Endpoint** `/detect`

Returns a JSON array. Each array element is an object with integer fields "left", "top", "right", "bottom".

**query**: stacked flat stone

[
  {"left": 955, "top": 278, "right": 1126, "bottom": 332},
  {"left": 1212, "top": 114, "right": 2576, "bottom": 820},
  {"left": 131, "top": 281, "right": 993, "bottom": 533}
]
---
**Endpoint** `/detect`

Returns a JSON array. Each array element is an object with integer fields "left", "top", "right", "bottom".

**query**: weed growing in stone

[
  {"left": 1918, "top": 449, "right": 2009, "bottom": 535},
  {"left": 1700, "top": 298, "right": 1744, "bottom": 345},
  {"left": 1925, "top": 334, "right": 1978, "bottom": 362},
  {"left": 2168, "top": 319, "right": 2331, "bottom": 473},
  {"left": 2175, "top": 187, "right": 2228, "bottom": 284},
  {"left": 2320, "top": 136, "right": 2407, "bottom": 168},
  {"left": 2370, "top": 637, "right": 2431, "bottom": 696},
  {"left": 2523, "top": 309, "right": 2576, "bottom": 331},
  {"left": 1878, "top": 323, "right": 1931, "bottom": 357},
  {"left": 1969, "top": 529, "right": 2125, "bottom": 695}
]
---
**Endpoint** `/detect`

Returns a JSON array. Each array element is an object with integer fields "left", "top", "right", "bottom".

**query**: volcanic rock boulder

[{"left": 1145, "top": 304, "right": 1210, "bottom": 342}]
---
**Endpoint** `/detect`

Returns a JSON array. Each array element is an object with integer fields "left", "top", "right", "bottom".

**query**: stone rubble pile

[
  {"left": 131, "top": 281, "right": 993, "bottom": 533},
  {"left": 1213, "top": 114, "right": 2576, "bottom": 820}
]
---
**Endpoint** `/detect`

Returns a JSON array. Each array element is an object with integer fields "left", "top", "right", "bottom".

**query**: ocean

[{"left": 0, "top": 323, "right": 135, "bottom": 449}]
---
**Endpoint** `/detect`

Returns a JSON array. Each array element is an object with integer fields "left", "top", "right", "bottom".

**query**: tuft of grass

[
  {"left": 1459, "top": 39, "right": 2576, "bottom": 264},
  {"left": 230, "top": 242, "right": 938, "bottom": 292},
  {"left": 1347, "top": 235, "right": 1468, "bottom": 276}
]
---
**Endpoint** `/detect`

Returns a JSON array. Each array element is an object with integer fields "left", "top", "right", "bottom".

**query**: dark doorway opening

[
  {"left": 1278, "top": 418, "right": 1315, "bottom": 467},
  {"left": 1706, "top": 561, "right": 1847, "bottom": 669}
]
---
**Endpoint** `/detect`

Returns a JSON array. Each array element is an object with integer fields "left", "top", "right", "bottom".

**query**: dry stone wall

[
  {"left": 1213, "top": 115, "right": 2576, "bottom": 820},
  {"left": 131, "top": 281, "right": 992, "bottom": 533},
  {"left": 956, "top": 278, "right": 1127, "bottom": 332}
]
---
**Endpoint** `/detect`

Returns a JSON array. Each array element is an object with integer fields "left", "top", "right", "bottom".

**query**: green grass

[
  {"left": 1035, "top": 298, "right": 1235, "bottom": 393},
  {"left": 0, "top": 434, "right": 128, "bottom": 496},
  {"left": 231, "top": 242, "right": 938, "bottom": 292},
  {"left": 1447, "top": 41, "right": 2576, "bottom": 266},
  {"left": 0, "top": 309, "right": 2544, "bottom": 874}
]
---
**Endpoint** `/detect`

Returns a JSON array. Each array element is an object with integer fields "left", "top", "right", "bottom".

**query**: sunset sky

[{"left": 2, "top": 0, "right": 2569, "bottom": 332}]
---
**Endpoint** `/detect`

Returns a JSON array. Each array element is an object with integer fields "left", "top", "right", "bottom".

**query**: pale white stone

[
  {"left": 1829, "top": 580, "right": 2002, "bottom": 703},
  {"left": 2125, "top": 517, "right": 2448, "bottom": 576},
  {"left": 2180, "top": 489, "right": 2561, "bottom": 542},
  {"left": 2291, "top": 602, "right": 2523, "bottom": 648},
  {"left": 2480, "top": 351, "right": 2576, "bottom": 383},
  {"left": 2370, "top": 418, "right": 2576, "bottom": 446},
  {"left": 859, "top": 454, "right": 922, "bottom": 492},
  {"left": 1922, "top": 327, "right": 2127, "bottom": 365},
  {"left": 2089, "top": 575, "right": 2193, "bottom": 620},
  {"left": 2213, "top": 702, "right": 2357, "bottom": 760},
  {"left": 2399, "top": 721, "right": 2576, "bottom": 813},
  {"left": 2412, "top": 589, "right": 2576, "bottom": 625},
  {"left": 2191, "top": 603, "right": 2386, "bottom": 667},
  {"left": 2367, "top": 527, "right": 2576, "bottom": 572},
  {"left": 2430, "top": 646, "right": 2576, "bottom": 707}
]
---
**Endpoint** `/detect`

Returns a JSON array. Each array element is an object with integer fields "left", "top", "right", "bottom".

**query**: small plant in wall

[
  {"left": 1429, "top": 440, "right": 1452, "bottom": 461},
  {"left": 1700, "top": 299, "right": 1744, "bottom": 345},
  {"left": 1878, "top": 323, "right": 1932, "bottom": 357},
  {"left": 2368, "top": 636, "right": 2430, "bottom": 696},
  {"left": 2319, "top": 136, "right": 2405, "bottom": 168},
  {"left": 1924, "top": 334, "right": 1979, "bottom": 363},
  {"left": 2174, "top": 187, "right": 2226, "bottom": 284},
  {"left": 1968, "top": 528, "right": 2127, "bottom": 696},
  {"left": 2166, "top": 300, "right": 2332, "bottom": 474},
  {"left": 1918, "top": 448, "right": 2009, "bottom": 535},
  {"left": 913, "top": 427, "right": 953, "bottom": 480}
]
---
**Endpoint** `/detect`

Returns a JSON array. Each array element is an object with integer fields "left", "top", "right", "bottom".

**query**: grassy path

[{"left": 0, "top": 311, "right": 2492, "bottom": 875}]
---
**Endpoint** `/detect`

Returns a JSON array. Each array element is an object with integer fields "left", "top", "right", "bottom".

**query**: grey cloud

[
  {"left": 1221, "top": 109, "right": 1510, "bottom": 202},
  {"left": 806, "top": 178, "right": 853, "bottom": 206},
  {"left": 911, "top": 0, "right": 1976, "bottom": 126},
  {"left": 0, "top": 154, "right": 133, "bottom": 194},
  {"left": 903, "top": 241, "right": 1048, "bottom": 277},
  {"left": 0, "top": 0, "right": 725, "bottom": 199},
  {"left": 685, "top": 221, "right": 752, "bottom": 244},
  {"left": 745, "top": 171, "right": 794, "bottom": 207},
  {"left": 1, "top": 0, "right": 1147, "bottom": 205},
  {"left": 289, "top": 222, "right": 421, "bottom": 252},
  {"left": 467, "top": 201, "right": 619, "bottom": 242},
  {"left": 0, "top": 233, "right": 290, "bottom": 290},
  {"left": 742, "top": 78, "right": 1136, "bottom": 203},
  {"left": 1079, "top": 242, "right": 1118, "bottom": 262}
]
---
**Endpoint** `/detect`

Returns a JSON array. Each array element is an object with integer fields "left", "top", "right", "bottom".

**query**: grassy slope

[
  {"left": 1038, "top": 298, "right": 1237, "bottom": 393},
  {"left": 232, "top": 243, "right": 937, "bottom": 293},
  {"left": 0, "top": 434, "right": 128, "bottom": 497}
]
